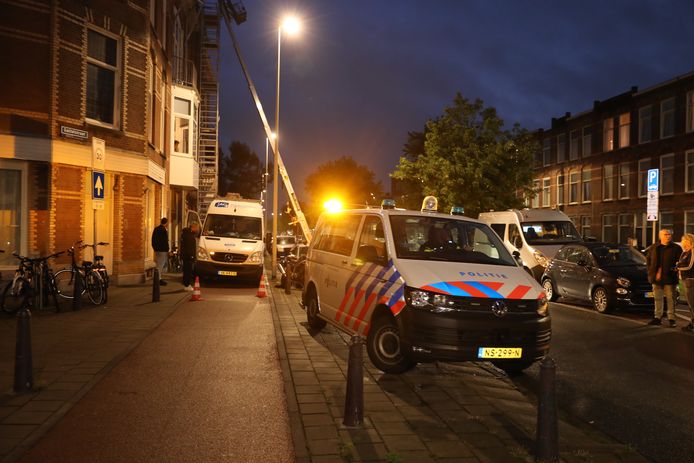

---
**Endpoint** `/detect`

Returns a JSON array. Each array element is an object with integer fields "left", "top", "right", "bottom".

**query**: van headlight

[
  {"left": 197, "top": 246, "right": 210, "bottom": 260},
  {"left": 247, "top": 251, "right": 262, "bottom": 264},
  {"left": 616, "top": 277, "right": 630, "bottom": 288},
  {"left": 534, "top": 250, "right": 550, "bottom": 268},
  {"left": 404, "top": 287, "right": 456, "bottom": 312},
  {"left": 537, "top": 295, "right": 549, "bottom": 317}
]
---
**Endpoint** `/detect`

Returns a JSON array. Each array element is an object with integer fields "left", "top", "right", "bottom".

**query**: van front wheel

[
  {"left": 306, "top": 292, "right": 326, "bottom": 330},
  {"left": 366, "top": 315, "right": 415, "bottom": 374}
]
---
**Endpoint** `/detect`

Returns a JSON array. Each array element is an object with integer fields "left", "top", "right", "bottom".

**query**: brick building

[
  {"left": 532, "top": 72, "right": 694, "bottom": 249},
  {"left": 0, "top": 0, "right": 210, "bottom": 283}
]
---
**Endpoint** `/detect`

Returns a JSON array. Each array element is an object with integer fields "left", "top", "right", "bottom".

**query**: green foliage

[
  {"left": 304, "top": 156, "right": 384, "bottom": 218},
  {"left": 217, "top": 141, "right": 266, "bottom": 198},
  {"left": 391, "top": 93, "right": 538, "bottom": 217}
]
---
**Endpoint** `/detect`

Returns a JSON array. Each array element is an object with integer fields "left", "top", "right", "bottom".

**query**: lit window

[
  {"left": 603, "top": 118, "right": 614, "bottom": 151},
  {"left": 542, "top": 178, "right": 551, "bottom": 207},
  {"left": 557, "top": 174, "right": 565, "bottom": 205}
]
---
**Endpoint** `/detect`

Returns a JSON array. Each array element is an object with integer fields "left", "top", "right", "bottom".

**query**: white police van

[
  {"left": 191, "top": 195, "right": 264, "bottom": 281},
  {"left": 302, "top": 197, "right": 551, "bottom": 374}
]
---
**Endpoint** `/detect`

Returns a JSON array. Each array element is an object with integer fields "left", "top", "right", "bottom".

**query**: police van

[
  {"left": 190, "top": 195, "right": 264, "bottom": 281},
  {"left": 302, "top": 197, "right": 551, "bottom": 374}
]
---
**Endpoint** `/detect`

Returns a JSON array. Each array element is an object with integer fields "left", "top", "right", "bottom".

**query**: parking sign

[{"left": 647, "top": 169, "right": 659, "bottom": 192}]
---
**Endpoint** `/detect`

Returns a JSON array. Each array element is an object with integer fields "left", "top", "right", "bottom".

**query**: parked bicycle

[
  {"left": 1, "top": 250, "right": 64, "bottom": 315},
  {"left": 54, "top": 241, "right": 105, "bottom": 305},
  {"left": 81, "top": 242, "right": 110, "bottom": 303},
  {"left": 168, "top": 245, "right": 182, "bottom": 273}
]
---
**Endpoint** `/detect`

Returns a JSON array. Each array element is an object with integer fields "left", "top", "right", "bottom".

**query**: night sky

[{"left": 218, "top": 0, "right": 694, "bottom": 203}]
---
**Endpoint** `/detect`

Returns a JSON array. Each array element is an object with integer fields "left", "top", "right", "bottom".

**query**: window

[
  {"left": 582, "top": 126, "right": 592, "bottom": 157},
  {"left": 490, "top": 223, "right": 506, "bottom": 239},
  {"left": 639, "top": 105, "right": 652, "bottom": 143},
  {"left": 638, "top": 158, "right": 650, "bottom": 198},
  {"left": 148, "top": 52, "right": 165, "bottom": 149},
  {"left": 314, "top": 215, "right": 362, "bottom": 255},
  {"left": 531, "top": 180, "right": 540, "bottom": 208},
  {"left": 619, "top": 163, "right": 631, "bottom": 199},
  {"left": 570, "top": 130, "right": 579, "bottom": 160},
  {"left": 660, "top": 211, "right": 674, "bottom": 233},
  {"left": 86, "top": 29, "right": 120, "bottom": 126},
  {"left": 635, "top": 214, "right": 645, "bottom": 249},
  {"left": 357, "top": 216, "right": 387, "bottom": 265},
  {"left": 0, "top": 167, "right": 23, "bottom": 265},
  {"left": 542, "top": 139, "right": 551, "bottom": 166},
  {"left": 557, "top": 133, "right": 567, "bottom": 163},
  {"left": 687, "top": 92, "right": 694, "bottom": 133},
  {"left": 618, "top": 214, "right": 634, "bottom": 244},
  {"left": 602, "top": 214, "right": 617, "bottom": 242},
  {"left": 687, "top": 151, "right": 694, "bottom": 193},
  {"left": 686, "top": 210, "right": 694, "bottom": 235},
  {"left": 581, "top": 216, "right": 591, "bottom": 239},
  {"left": 542, "top": 178, "right": 551, "bottom": 207},
  {"left": 660, "top": 98, "right": 675, "bottom": 139},
  {"left": 557, "top": 174, "right": 565, "bottom": 205},
  {"left": 174, "top": 97, "right": 192, "bottom": 154},
  {"left": 619, "top": 112, "right": 630, "bottom": 148},
  {"left": 603, "top": 118, "right": 614, "bottom": 152},
  {"left": 603, "top": 164, "right": 615, "bottom": 200},
  {"left": 661, "top": 153, "right": 674, "bottom": 195},
  {"left": 581, "top": 168, "right": 591, "bottom": 203},
  {"left": 569, "top": 172, "right": 579, "bottom": 204}
]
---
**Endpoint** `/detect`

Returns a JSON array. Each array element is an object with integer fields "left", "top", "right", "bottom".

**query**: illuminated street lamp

[{"left": 272, "top": 15, "right": 301, "bottom": 280}]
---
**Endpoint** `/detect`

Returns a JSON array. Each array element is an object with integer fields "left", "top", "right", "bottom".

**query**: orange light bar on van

[{"left": 323, "top": 198, "right": 343, "bottom": 213}]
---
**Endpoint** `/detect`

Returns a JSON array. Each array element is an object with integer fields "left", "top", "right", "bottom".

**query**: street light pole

[
  {"left": 265, "top": 136, "right": 269, "bottom": 240},
  {"left": 272, "top": 26, "right": 282, "bottom": 280}
]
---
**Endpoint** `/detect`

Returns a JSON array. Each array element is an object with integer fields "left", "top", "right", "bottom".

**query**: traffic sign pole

[{"left": 647, "top": 169, "right": 659, "bottom": 245}]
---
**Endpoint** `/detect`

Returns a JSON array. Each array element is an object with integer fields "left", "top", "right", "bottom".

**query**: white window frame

[
  {"left": 542, "top": 177, "right": 551, "bottom": 207},
  {"left": 531, "top": 180, "right": 540, "bottom": 208},
  {"left": 638, "top": 105, "right": 652, "bottom": 144},
  {"left": 569, "top": 171, "right": 579, "bottom": 204},
  {"left": 602, "top": 214, "right": 616, "bottom": 242},
  {"left": 660, "top": 98, "right": 675, "bottom": 139},
  {"left": 619, "top": 112, "right": 630, "bottom": 148},
  {"left": 637, "top": 158, "right": 650, "bottom": 198},
  {"left": 603, "top": 164, "right": 615, "bottom": 201},
  {"left": 85, "top": 27, "right": 121, "bottom": 129},
  {"left": 581, "top": 216, "right": 591, "bottom": 239},
  {"left": 582, "top": 126, "right": 592, "bottom": 157},
  {"left": 581, "top": 167, "right": 591, "bottom": 203},
  {"left": 660, "top": 153, "right": 675, "bottom": 196},
  {"left": 603, "top": 118, "right": 614, "bottom": 152},
  {"left": 619, "top": 162, "right": 630, "bottom": 199},
  {"left": 557, "top": 174, "right": 565, "bottom": 205}
]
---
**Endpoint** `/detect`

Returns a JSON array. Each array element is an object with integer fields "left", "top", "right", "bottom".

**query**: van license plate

[
  {"left": 218, "top": 271, "right": 237, "bottom": 276},
  {"left": 477, "top": 347, "right": 522, "bottom": 359},
  {"left": 645, "top": 291, "right": 653, "bottom": 298}
]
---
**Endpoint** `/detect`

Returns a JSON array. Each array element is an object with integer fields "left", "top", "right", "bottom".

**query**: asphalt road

[{"left": 513, "top": 301, "right": 694, "bottom": 463}]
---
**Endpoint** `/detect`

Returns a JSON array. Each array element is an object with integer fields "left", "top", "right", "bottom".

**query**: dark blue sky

[{"left": 218, "top": 0, "right": 694, "bottom": 201}]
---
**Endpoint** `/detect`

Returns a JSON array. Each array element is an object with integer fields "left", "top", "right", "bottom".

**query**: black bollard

[
  {"left": 13, "top": 308, "right": 33, "bottom": 393},
  {"left": 284, "top": 268, "right": 291, "bottom": 294},
  {"left": 343, "top": 335, "right": 364, "bottom": 427},
  {"left": 536, "top": 357, "right": 559, "bottom": 462},
  {"left": 152, "top": 268, "right": 161, "bottom": 302},
  {"left": 72, "top": 270, "right": 82, "bottom": 310}
]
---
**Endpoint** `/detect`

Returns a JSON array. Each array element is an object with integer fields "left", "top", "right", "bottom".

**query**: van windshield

[
  {"left": 521, "top": 221, "right": 581, "bottom": 245},
  {"left": 389, "top": 215, "right": 517, "bottom": 266},
  {"left": 203, "top": 214, "right": 262, "bottom": 240}
]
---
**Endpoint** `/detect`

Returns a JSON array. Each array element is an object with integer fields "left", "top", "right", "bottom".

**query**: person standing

[
  {"left": 676, "top": 233, "right": 694, "bottom": 332},
  {"left": 151, "top": 218, "right": 169, "bottom": 286},
  {"left": 646, "top": 228, "right": 681, "bottom": 327},
  {"left": 180, "top": 222, "right": 199, "bottom": 290}
]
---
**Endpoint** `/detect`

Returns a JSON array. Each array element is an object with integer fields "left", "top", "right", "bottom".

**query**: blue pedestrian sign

[
  {"left": 93, "top": 171, "right": 105, "bottom": 199},
  {"left": 647, "top": 169, "right": 659, "bottom": 192}
]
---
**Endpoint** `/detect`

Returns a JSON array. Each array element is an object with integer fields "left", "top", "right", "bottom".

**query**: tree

[
  {"left": 391, "top": 93, "right": 538, "bottom": 218},
  {"left": 304, "top": 156, "right": 383, "bottom": 219},
  {"left": 217, "top": 141, "right": 267, "bottom": 198}
]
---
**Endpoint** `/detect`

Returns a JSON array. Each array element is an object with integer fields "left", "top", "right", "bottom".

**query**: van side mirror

[{"left": 512, "top": 250, "right": 523, "bottom": 267}]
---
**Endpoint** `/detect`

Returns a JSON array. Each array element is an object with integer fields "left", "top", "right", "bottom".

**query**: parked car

[
  {"left": 276, "top": 235, "right": 297, "bottom": 256},
  {"left": 541, "top": 242, "right": 656, "bottom": 313}
]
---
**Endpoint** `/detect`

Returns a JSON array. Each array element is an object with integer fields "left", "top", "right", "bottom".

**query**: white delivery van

[
  {"left": 302, "top": 197, "right": 550, "bottom": 375},
  {"left": 191, "top": 195, "right": 264, "bottom": 281},
  {"left": 478, "top": 209, "right": 582, "bottom": 281}
]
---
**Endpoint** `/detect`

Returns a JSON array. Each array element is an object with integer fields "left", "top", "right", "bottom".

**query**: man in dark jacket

[
  {"left": 151, "top": 218, "right": 169, "bottom": 286},
  {"left": 646, "top": 228, "right": 681, "bottom": 326},
  {"left": 180, "top": 222, "right": 199, "bottom": 290}
]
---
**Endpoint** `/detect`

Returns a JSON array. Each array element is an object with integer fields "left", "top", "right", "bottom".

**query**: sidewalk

[{"left": 0, "top": 277, "right": 189, "bottom": 462}]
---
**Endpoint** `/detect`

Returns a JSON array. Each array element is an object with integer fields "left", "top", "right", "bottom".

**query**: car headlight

[
  {"left": 406, "top": 288, "right": 431, "bottom": 308},
  {"left": 405, "top": 287, "right": 456, "bottom": 312},
  {"left": 197, "top": 246, "right": 210, "bottom": 260},
  {"left": 534, "top": 249, "right": 550, "bottom": 268},
  {"left": 537, "top": 295, "right": 549, "bottom": 317},
  {"left": 616, "top": 277, "right": 631, "bottom": 288},
  {"left": 247, "top": 251, "right": 262, "bottom": 264}
]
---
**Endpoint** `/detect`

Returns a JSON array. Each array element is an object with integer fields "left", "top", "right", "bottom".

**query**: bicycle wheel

[
  {"left": 85, "top": 270, "right": 104, "bottom": 305},
  {"left": 46, "top": 273, "right": 62, "bottom": 313},
  {"left": 1, "top": 278, "right": 30, "bottom": 315},
  {"left": 54, "top": 268, "right": 76, "bottom": 299}
]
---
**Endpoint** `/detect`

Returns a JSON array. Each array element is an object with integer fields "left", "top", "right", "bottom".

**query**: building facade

[
  {"left": 533, "top": 72, "right": 694, "bottom": 249},
  {"left": 0, "top": 0, "right": 211, "bottom": 283}
]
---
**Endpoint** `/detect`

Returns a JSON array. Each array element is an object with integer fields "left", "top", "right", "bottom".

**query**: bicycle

[
  {"left": 1, "top": 250, "right": 64, "bottom": 315},
  {"left": 81, "top": 242, "right": 110, "bottom": 303},
  {"left": 168, "top": 245, "right": 182, "bottom": 273},
  {"left": 54, "top": 241, "right": 104, "bottom": 306}
]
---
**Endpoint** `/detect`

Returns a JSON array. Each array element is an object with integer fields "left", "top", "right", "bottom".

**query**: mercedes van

[
  {"left": 302, "top": 198, "right": 551, "bottom": 375},
  {"left": 192, "top": 196, "right": 264, "bottom": 281},
  {"left": 478, "top": 209, "right": 582, "bottom": 281}
]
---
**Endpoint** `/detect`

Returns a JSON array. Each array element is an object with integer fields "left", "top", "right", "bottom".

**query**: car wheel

[
  {"left": 592, "top": 287, "right": 611, "bottom": 313},
  {"left": 366, "top": 314, "right": 415, "bottom": 374},
  {"left": 306, "top": 291, "right": 326, "bottom": 330},
  {"left": 492, "top": 360, "right": 534, "bottom": 376},
  {"left": 542, "top": 278, "right": 558, "bottom": 302}
]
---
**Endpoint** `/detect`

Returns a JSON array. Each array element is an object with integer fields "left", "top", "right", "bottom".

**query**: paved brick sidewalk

[
  {"left": 0, "top": 277, "right": 189, "bottom": 463},
  {"left": 268, "top": 284, "right": 648, "bottom": 463}
]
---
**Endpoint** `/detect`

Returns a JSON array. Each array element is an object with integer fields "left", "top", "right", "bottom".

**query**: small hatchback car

[
  {"left": 541, "top": 242, "right": 654, "bottom": 313},
  {"left": 302, "top": 198, "right": 551, "bottom": 374}
]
